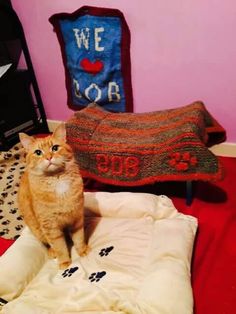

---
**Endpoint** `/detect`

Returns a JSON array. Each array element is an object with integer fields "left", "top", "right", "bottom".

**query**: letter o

[{"left": 85, "top": 83, "right": 102, "bottom": 103}]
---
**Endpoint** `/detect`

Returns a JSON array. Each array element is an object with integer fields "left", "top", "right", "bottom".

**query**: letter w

[{"left": 73, "top": 28, "right": 90, "bottom": 50}]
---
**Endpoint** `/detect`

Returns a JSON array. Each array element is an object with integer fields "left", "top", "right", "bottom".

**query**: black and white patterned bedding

[{"left": 0, "top": 143, "right": 26, "bottom": 239}]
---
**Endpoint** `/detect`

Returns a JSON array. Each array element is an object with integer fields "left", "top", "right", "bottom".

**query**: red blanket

[
  {"left": 173, "top": 156, "right": 236, "bottom": 314},
  {"left": 0, "top": 238, "right": 14, "bottom": 256}
]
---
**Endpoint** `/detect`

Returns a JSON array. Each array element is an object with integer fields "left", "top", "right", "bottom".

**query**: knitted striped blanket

[{"left": 66, "top": 102, "right": 226, "bottom": 186}]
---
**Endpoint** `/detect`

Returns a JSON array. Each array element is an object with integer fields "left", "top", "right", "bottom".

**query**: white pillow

[
  {"left": 0, "top": 191, "right": 197, "bottom": 310},
  {"left": 0, "top": 227, "right": 46, "bottom": 302},
  {"left": 84, "top": 191, "right": 178, "bottom": 219}
]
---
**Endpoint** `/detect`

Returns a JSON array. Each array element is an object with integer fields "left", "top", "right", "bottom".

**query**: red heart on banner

[{"left": 80, "top": 58, "right": 104, "bottom": 75}]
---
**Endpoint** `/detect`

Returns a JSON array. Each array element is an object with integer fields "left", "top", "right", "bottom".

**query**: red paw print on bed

[{"left": 168, "top": 152, "right": 198, "bottom": 171}]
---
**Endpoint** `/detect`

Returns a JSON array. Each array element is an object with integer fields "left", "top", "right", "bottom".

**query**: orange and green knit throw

[{"left": 66, "top": 101, "right": 226, "bottom": 186}]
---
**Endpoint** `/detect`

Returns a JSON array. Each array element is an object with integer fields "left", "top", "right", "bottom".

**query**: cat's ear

[
  {"left": 53, "top": 123, "right": 66, "bottom": 142},
  {"left": 19, "top": 133, "right": 35, "bottom": 151}
]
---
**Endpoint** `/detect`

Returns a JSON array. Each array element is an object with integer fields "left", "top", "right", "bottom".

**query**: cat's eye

[
  {"left": 34, "top": 149, "right": 42, "bottom": 156},
  {"left": 52, "top": 145, "right": 59, "bottom": 152}
]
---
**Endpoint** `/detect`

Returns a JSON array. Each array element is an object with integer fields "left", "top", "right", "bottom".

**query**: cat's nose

[{"left": 45, "top": 154, "right": 52, "bottom": 161}]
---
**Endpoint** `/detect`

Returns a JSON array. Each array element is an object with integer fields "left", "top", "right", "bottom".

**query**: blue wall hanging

[{"left": 49, "top": 6, "right": 133, "bottom": 112}]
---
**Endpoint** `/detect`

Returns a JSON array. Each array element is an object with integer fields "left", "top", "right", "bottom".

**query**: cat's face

[
  {"left": 26, "top": 137, "right": 73, "bottom": 174},
  {"left": 20, "top": 124, "right": 74, "bottom": 175}
]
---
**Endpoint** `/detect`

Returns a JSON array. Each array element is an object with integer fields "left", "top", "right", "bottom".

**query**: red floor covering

[{"left": 173, "top": 157, "right": 236, "bottom": 314}]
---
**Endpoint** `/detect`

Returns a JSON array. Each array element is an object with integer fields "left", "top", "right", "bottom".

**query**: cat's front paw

[
  {"left": 59, "top": 260, "right": 71, "bottom": 270},
  {"left": 76, "top": 244, "right": 90, "bottom": 257},
  {"left": 47, "top": 247, "right": 57, "bottom": 259}
]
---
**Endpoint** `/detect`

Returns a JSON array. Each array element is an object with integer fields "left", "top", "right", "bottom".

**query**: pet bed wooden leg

[{"left": 186, "top": 181, "right": 193, "bottom": 206}]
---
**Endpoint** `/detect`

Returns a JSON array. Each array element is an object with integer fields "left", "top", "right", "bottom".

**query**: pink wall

[{"left": 11, "top": 0, "right": 236, "bottom": 142}]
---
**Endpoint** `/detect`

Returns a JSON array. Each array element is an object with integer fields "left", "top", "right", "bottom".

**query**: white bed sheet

[{"left": 0, "top": 192, "right": 197, "bottom": 314}]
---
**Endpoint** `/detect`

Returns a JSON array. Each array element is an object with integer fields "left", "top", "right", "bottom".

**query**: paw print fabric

[
  {"left": 9, "top": 216, "right": 152, "bottom": 312},
  {"left": 62, "top": 267, "right": 79, "bottom": 278},
  {"left": 0, "top": 143, "right": 26, "bottom": 239},
  {"left": 88, "top": 271, "right": 106, "bottom": 282},
  {"left": 99, "top": 246, "right": 114, "bottom": 257},
  {"left": 59, "top": 246, "right": 114, "bottom": 284},
  {"left": 0, "top": 193, "right": 197, "bottom": 313}
]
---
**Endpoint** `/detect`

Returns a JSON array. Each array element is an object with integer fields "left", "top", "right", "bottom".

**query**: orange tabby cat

[{"left": 18, "top": 124, "right": 88, "bottom": 269}]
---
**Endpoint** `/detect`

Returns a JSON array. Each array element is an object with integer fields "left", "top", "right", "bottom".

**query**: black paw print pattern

[
  {"left": 0, "top": 228, "right": 9, "bottom": 236},
  {"left": 0, "top": 142, "right": 26, "bottom": 240},
  {"left": 89, "top": 271, "right": 106, "bottom": 282},
  {"left": 99, "top": 246, "right": 114, "bottom": 257},
  {"left": 14, "top": 154, "right": 20, "bottom": 160},
  {"left": 62, "top": 266, "right": 79, "bottom": 278},
  {"left": 1, "top": 192, "right": 8, "bottom": 198},
  {"left": 9, "top": 208, "right": 17, "bottom": 214},
  {"left": 15, "top": 224, "right": 24, "bottom": 231}
]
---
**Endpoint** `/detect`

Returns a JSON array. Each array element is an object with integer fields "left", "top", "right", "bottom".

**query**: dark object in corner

[{"left": 0, "top": 2, "right": 49, "bottom": 150}]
